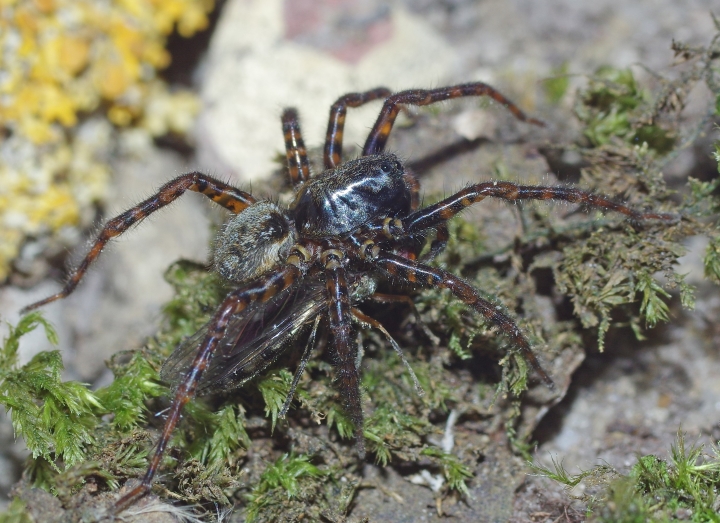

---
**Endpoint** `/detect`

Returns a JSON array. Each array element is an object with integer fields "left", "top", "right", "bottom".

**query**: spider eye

[{"left": 378, "top": 161, "right": 393, "bottom": 175}]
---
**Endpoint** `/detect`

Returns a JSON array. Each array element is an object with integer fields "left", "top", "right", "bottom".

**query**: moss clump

[
  {"left": 528, "top": 26, "right": 720, "bottom": 522},
  {"left": 0, "top": 313, "right": 100, "bottom": 469},
  {"left": 244, "top": 453, "right": 329, "bottom": 523},
  {"left": 532, "top": 432, "right": 720, "bottom": 522}
]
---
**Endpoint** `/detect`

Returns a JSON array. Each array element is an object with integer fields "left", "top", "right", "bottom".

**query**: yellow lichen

[{"left": 0, "top": 0, "right": 214, "bottom": 281}]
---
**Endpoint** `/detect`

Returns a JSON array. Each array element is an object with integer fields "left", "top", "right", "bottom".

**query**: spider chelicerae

[{"left": 22, "top": 82, "right": 675, "bottom": 512}]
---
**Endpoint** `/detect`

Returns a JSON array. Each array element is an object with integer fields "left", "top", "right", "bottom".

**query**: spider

[{"left": 21, "top": 82, "right": 674, "bottom": 513}]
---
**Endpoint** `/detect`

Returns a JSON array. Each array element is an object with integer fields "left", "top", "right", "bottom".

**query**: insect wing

[
  {"left": 201, "top": 283, "right": 327, "bottom": 393},
  {"left": 159, "top": 317, "right": 250, "bottom": 392},
  {"left": 160, "top": 283, "right": 326, "bottom": 395}
]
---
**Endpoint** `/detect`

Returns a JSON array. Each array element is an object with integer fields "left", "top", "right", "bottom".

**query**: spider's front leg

[
  {"left": 282, "top": 108, "right": 312, "bottom": 187},
  {"left": 114, "top": 258, "right": 307, "bottom": 514},
  {"left": 323, "top": 87, "right": 392, "bottom": 168},
  {"left": 322, "top": 248, "right": 366, "bottom": 457},
  {"left": 21, "top": 173, "right": 257, "bottom": 313},
  {"left": 363, "top": 82, "right": 545, "bottom": 156},
  {"left": 357, "top": 241, "right": 554, "bottom": 388}
]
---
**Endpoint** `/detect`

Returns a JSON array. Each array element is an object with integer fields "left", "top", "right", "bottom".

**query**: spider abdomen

[
  {"left": 214, "top": 201, "right": 297, "bottom": 283},
  {"left": 291, "top": 153, "right": 412, "bottom": 238}
]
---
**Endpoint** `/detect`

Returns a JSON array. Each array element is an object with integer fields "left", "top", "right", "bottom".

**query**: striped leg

[
  {"left": 323, "top": 250, "right": 365, "bottom": 457},
  {"left": 21, "top": 173, "right": 257, "bottom": 313},
  {"left": 363, "top": 82, "right": 545, "bottom": 156},
  {"left": 324, "top": 87, "right": 392, "bottom": 169},
  {"left": 281, "top": 108, "right": 312, "bottom": 186},
  {"left": 114, "top": 262, "right": 304, "bottom": 514},
  {"left": 400, "top": 182, "right": 678, "bottom": 235},
  {"left": 360, "top": 245, "right": 554, "bottom": 388}
]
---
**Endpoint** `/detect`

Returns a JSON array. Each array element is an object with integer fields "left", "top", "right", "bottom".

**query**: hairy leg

[
  {"left": 357, "top": 181, "right": 677, "bottom": 245},
  {"left": 400, "top": 181, "right": 677, "bottom": 235},
  {"left": 323, "top": 249, "right": 365, "bottom": 457},
  {"left": 324, "top": 87, "right": 392, "bottom": 168},
  {"left": 363, "top": 82, "right": 544, "bottom": 156},
  {"left": 114, "top": 262, "right": 304, "bottom": 513},
  {"left": 22, "top": 173, "right": 256, "bottom": 313},
  {"left": 359, "top": 243, "right": 554, "bottom": 388},
  {"left": 282, "top": 108, "right": 312, "bottom": 186}
]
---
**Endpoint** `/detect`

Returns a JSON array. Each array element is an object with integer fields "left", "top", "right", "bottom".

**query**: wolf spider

[{"left": 22, "top": 82, "right": 674, "bottom": 512}]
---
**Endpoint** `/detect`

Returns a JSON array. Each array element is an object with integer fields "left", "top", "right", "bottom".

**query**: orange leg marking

[
  {"left": 324, "top": 87, "right": 392, "bottom": 168},
  {"left": 114, "top": 264, "right": 301, "bottom": 513},
  {"left": 363, "top": 82, "right": 545, "bottom": 155},
  {"left": 21, "top": 173, "right": 256, "bottom": 313},
  {"left": 282, "top": 108, "right": 311, "bottom": 186}
]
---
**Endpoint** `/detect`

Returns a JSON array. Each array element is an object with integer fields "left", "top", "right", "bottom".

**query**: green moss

[
  {"left": 0, "top": 498, "right": 33, "bottom": 523},
  {"left": 257, "top": 369, "right": 294, "bottom": 433},
  {"left": 575, "top": 66, "right": 676, "bottom": 153},
  {"left": 529, "top": 27, "right": 720, "bottom": 520},
  {"left": 534, "top": 433, "right": 720, "bottom": 522},
  {"left": 543, "top": 62, "right": 571, "bottom": 104},
  {"left": 0, "top": 313, "right": 102, "bottom": 469},
  {"left": 244, "top": 453, "right": 329, "bottom": 523},
  {"left": 420, "top": 447, "right": 474, "bottom": 495}
]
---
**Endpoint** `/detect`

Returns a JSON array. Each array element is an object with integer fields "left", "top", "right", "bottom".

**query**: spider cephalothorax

[{"left": 21, "top": 82, "right": 675, "bottom": 513}]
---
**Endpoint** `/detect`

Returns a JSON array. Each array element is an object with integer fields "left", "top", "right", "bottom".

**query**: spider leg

[
  {"left": 363, "top": 82, "right": 545, "bottom": 156},
  {"left": 323, "top": 249, "right": 365, "bottom": 457},
  {"left": 324, "top": 87, "right": 392, "bottom": 169},
  {"left": 358, "top": 243, "right": 554, "bottom": 388},
  {"left": 114, "top": 261, "right": 305, "bottom": 514},
  {"left": 404, "top": 166, "right": 421, "bottom": 211},
  {"left": 282, "top": 108, "right": 312, "bottom": 186},
  {"left": 398, "top": 181, "right": 678, "bottom": 235},
  {"left": 21, "top": 173, "right": 257, "bottom": 313},
  {"left": 279, "top": 314, "right": 321, "bottom": 418},
  {"left": 420, "top": 223, "right": 450, "bottom": 262},
  {"left": 359, "top": 182, "right": 677, "bottom": 245},
  {"left": 351, "top": 307, "right": 424, "bottom": 396}
]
